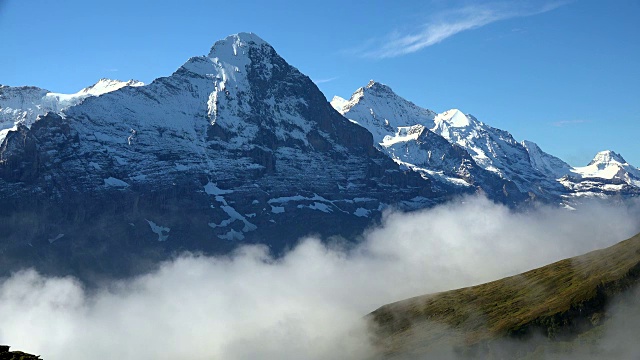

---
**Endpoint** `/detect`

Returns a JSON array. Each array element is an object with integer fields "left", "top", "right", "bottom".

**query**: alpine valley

[{"left": 1, "top": 33, "right": 638, "bottom": 281}]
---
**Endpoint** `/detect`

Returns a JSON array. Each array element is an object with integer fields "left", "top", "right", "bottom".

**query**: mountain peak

[
  {"left": 207, "top": 32, "right": 270, "bottom": 59},
  {"left": 341, "top": 80, "right": 416, "bottom": 113},
  {"left": 435, "top": 109, "right": 472, "bottom": 128},
  {"left": 335, "top": 81, "right": 438, "bottom": 146},
  {"left": 588, "top": 150, "right": 627, "bottom": 166},
  {"left": 79, "top": 78, "right": 144, "bottom": 96},
  {"left": 330, "top": 96, "right": 348, "bottom": 113},
  {"left": 234, "top": 32, "right": 268, "bottom": 44},
  {"left": 364, "top": 80, "right": 394, "bottom": 94},
  {"left": 569, "top": 149, "right": 640, "bottom": 184}
]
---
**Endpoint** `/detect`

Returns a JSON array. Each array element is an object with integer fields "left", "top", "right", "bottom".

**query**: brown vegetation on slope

[{"left": 369, "top": 232, "right": 640, "bottom": 357}]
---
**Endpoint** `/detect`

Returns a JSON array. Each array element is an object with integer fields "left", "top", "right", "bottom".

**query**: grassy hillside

[{"left": 369, "top": 232, "right": 640, "bottom": 358}]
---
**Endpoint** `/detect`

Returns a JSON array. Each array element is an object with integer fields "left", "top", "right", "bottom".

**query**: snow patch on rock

[
  {"left": 103, "top": 177, "right": 129, "bottom": 187},
  {"left": 146, "top": 219, "right": 170, "bottom": 241}
]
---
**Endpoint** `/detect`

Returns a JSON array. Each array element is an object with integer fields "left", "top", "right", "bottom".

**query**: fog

[{"left": 1, "top": 196, "right": 640, "bottom": 359}]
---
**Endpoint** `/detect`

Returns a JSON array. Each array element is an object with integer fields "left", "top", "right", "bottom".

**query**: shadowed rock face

[
  {"left": 0, "top": 34, "right": 434, "bottom": 282},
  {"left": 395, "top": 127, "right": 530, "bottom": 204},
  {"left": 0, "top": 345, "right": 40, "bottom": 359}
]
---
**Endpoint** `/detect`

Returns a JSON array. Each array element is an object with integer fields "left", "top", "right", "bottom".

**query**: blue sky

[{"left": 1, "top": 0, "right": 638, "bottom": 166}]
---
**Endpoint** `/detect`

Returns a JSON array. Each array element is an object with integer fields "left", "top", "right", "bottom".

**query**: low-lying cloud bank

[{"left": 1, "top": 196, "right": 640, "bottom": 359}]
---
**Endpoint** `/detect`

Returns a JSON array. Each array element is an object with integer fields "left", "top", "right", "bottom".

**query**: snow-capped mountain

[
  {"left": 0, "top": 79, "right": 143, "bottom": 141},
  {"left": 335, "top": 81, "right": 638, "bottom": 202},
  {"left": 334, "top": 81, "right": 565, "bottom": 201},
  {"left": 0, "top": 33, "right": 432, "bottom": 280},
  {"left": 331, "top": 80, "right": 437, "bottom": 142},
  {"left": 0, "top": 33, "right": 637, "bottom": 281},
  {"left": 73, "top": 78, "right": 144, "bottom": 97},
  {"left": 574, "top": 150, "right": 640, "bottom": 181},
  {"left": 559, "top": 151, "right": 640, "bottom": 196},
  {"left": 430, "top": 108, "right": 568, "bottom": 197}
]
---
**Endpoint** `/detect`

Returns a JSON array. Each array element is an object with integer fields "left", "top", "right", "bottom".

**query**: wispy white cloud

[
  {"left": 552, "top": 119, "right": 590, "bottom": 127},
  {"left": 313, "top": 76, "right": 339, "bottom": 84},
  {"left": 355, "top": 1, "right": 569, "bottom": 59}
]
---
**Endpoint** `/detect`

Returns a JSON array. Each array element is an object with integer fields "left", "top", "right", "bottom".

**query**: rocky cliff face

[{"left": 0, "top": 33, "right": 433, "bottom": 281}]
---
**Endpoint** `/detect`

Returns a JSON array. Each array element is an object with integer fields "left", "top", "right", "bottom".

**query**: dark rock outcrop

[{"left": 0, "top": 346, "right": 41, "bottom": 360}]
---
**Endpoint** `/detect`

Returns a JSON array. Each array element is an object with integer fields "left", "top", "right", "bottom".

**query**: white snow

[
  {"left": 330, "top": 96, "right": 348, "bottom": 113},
  {"left": 566, "top": 150, "right": 640, "bottom": 188},
  {"left": 396, "top": 160, "right": 472, "bottom": 187},
  {"left": 268, "top": 193, "right": 352, "bottom": 214},
  {"left": 297, "top": 202, "right": 332, "bottom": 213},
  {"left": 332, "top": 80, "right": 436, "bottom": 145},
  {"left": 146, "top": 219, "right": 170, "bottom": 241},
  {"left": 437, "top": 109, "right": 471, "bottom": 128},
  {"left": 47, "top": 233, "right": 64, "bottom": 244},
  {"left": 521, "top": 140, "right": 571, "bottom": 178},
  {"left": 204, "top": 182, "right": 233, "bottom": 195},
  {"left": 269, "top": 195, "right": 316, "bottom": 203},
  {"left": 48, "top": 79, "right": 144, "bottom": 101},
  {"left": 337, "top": 80, "right": 580, "bottom": 196},
  {"left": 270, "top": 206, "right": 285, "bottom": 214},
  {"left": 221, "top": 205, "right": 257, "bottom": 232},
  {"left": 353, "top": 208, "right": 370, "bottom": 217},
  {"left": 0, "top": 79, "right": 143, "bottom": 143},
  {"left": 380, "top": 125, "right": 424, "bottom": 146},
  {"left": 206, "top": 180, "right": 257, "bottom": 233},
  {"left": 0, "top": 125, "right": 18, "bottom": 141},
  {"left": 431, "top": 110, "right": 495, "bottom": 170},
  {"left": 103, "top": 177, "right": 129, "bottom": 187}
]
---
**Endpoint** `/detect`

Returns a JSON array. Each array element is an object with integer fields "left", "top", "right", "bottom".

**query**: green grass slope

[{"left": 369, "top": 232, "right": 640, "bottom": 358}]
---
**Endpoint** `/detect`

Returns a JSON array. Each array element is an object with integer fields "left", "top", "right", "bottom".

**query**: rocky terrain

[
  {"left": 0, "top": 33, "right": 638, "bottom": 282},
  {"left": 0, "top": 33, "right": 434, "bottom": 281},
  {"left": 334, "top": 81, "right": 640, "bottom": 205},
  {"left": 0, "top": 346, "right": 40, "bottom": 360}
]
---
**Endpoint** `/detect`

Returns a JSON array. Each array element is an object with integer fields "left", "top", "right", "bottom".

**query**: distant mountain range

[
  {"left": 0, "top": 33, "right": 638, "bottom": 280},
  {"left": 332, "top": 80, "right": 640, "bottom": 203}
]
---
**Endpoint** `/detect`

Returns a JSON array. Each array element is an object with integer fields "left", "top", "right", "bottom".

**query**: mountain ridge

[
  {"left": 0, "top": 33, "right": 434, "bottom": 281},
  {"left": 0, "top": 78, "right": 143, "bottom": 143},
  {"left": 0, "top": 33, "right": 637, "bottom": 282},
  {"left": 334, "top": 80, "right": 640, "bottom": 203}
]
